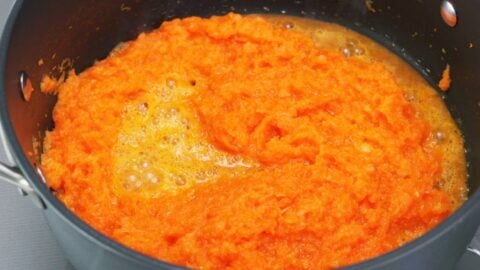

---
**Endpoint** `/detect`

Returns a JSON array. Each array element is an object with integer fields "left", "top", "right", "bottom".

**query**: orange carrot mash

[{"left": 41, "top": 13, "right": 463, "bottom": 269}]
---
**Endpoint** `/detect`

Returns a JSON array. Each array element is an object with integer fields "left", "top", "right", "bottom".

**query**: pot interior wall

[{"left": 3, "top": 0, "right": 480, "bottom": 192}]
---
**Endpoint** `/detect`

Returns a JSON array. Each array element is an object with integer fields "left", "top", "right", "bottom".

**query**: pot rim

[{"left": 1, "top": 1, "right": 479, "bottom": 269}]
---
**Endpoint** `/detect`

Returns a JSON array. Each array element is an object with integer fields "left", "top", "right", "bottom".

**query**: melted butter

[
  {"left": 262, "top": 15, "right": 467, "bottom": 206},
  {"left": 112, "top": 75, "right": 256, "bottom": 198}
]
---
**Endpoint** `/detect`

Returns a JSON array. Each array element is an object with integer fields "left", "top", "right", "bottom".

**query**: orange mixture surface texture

[{"left": 42, "top": 14, "right": 456, "bottom": 269}]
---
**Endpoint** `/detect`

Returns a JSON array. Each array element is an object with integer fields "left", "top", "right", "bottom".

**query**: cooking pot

[{"left": 1, "top": 0, "right": 480, "bottom": 269}]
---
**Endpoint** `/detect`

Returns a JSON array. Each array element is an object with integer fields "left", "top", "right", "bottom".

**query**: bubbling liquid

[{"left": 112, "top": 75, "right": 257, "bottom": 197}]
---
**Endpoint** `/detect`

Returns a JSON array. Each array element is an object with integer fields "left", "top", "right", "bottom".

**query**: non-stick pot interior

[{"left": 1, "top": 0, "right": 480, "bottom": 266}]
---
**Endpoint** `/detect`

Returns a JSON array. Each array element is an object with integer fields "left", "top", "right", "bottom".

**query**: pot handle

[
  {"left": 0, "top": 162, "right": 33, "bottom": 192},
  {"left": 0, "top": 127, "right": 46, "bottom": 209}
]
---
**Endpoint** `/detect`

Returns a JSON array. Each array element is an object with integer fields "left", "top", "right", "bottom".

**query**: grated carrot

[
  {"left": 41, "top": 14, "right": 456, "bottom": 269},
  {"left": 439, "top": 64, "right": 451, "bottom": 91}
]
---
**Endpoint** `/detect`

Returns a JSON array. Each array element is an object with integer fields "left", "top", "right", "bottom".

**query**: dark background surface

[
  {"left": 0, "top": 0, "right": 478, "bottom": 269},
  {"left": 0, "top": 3, "right": 74, "bottom": 267}
]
